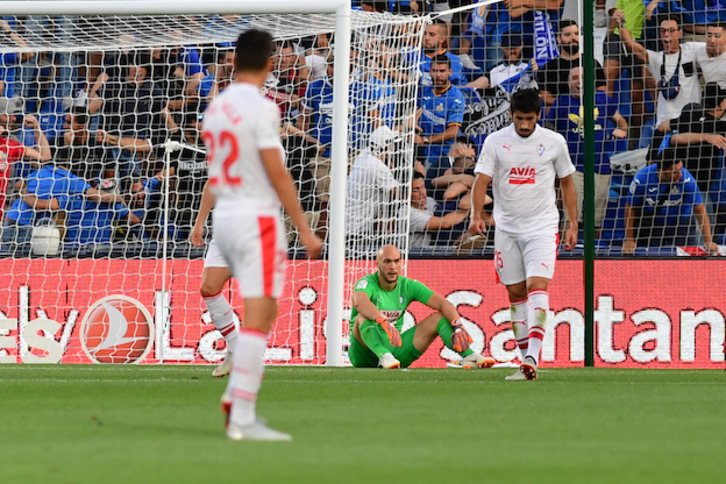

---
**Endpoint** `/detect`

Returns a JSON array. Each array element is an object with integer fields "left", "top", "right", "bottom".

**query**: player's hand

[
  {"left": 190, "top": 224, "right": 204, "bottom": 247},
  {"left": 469, "top": 217, "right": 487, "bottom": 237},
  {"left": 563, "top": 225, "right": 578, "bottom": 251},
  {"left": 300, "top": 230, "right": 323, "bottom": 259},
  {"left": 450, "top": 318, "right": 473, "bottom": 353},
  {"left": 622, "top": 239, "right": 636, "bottom": 255},
  {"left": 705, "top": 241, "right": 719, "bottom": 255},
  {"left": 376, "top": 313, "right": 401, "bottom": 347}
]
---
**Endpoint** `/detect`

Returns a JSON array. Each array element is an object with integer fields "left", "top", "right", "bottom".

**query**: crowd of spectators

[{"left": 1, "top": 2, "right": 726, "bottom": 258}]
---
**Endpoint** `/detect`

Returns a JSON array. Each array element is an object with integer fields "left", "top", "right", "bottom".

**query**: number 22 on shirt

[{"left": 203, "top": 130, "right": 242, "bottom": 187}]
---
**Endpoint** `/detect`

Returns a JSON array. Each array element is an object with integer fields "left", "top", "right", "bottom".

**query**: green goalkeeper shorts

[{"left": 348, "top": 324, "right": 423, "bottom": 368}]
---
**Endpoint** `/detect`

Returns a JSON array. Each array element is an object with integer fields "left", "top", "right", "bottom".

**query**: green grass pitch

[{"left": 1, "top": 366, "right": 725, "bottom": 484}]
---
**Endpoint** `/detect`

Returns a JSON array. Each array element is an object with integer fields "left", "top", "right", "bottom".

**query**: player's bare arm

[
  {"left": 694, "top": 203, "right": 719, "bottom": 254},
  {"left": 191, "top": 180, "right": 216, "bottom": 247},
  {"left": 424, "top": 293, "right": 460, "bottom": 324},
  {"left": 469, "top": 173, "right": 492, "bottom": 236},
  {"left": 622, "top": 202, "right": 637, "bottom": 255},
  {"left": 560, "top": 174, "right": 578, "bottom": 251},
  {"left": 259, "top": 147, "right": 322, "bottom": 258},
  {"left": 351, "top": 291, "right": 383, "bottom": 322}
]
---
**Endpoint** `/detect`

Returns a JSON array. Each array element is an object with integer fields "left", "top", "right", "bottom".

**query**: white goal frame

[{"left": 0, "top": 0, "right": 351, "bottom": 366}]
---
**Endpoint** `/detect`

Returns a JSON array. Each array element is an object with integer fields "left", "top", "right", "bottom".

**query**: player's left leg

[
  {"left": 519, "top": 233, "right": 557, "bottom": 380},
  {"left": 412, "top": 314, "right": 495, "bottom": 368},
  {"left": 201, "top": 237, "right": 237, "bottom": 377},
  {"left": 200, "top": 267, "right": 236, "bottom": 377}
]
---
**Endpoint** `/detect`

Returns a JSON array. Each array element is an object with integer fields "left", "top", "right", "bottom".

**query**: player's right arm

[
  {"left": 469, "top": 173, "right": 492, "bottom": 236},
  {"left": 259, "top": 147, "right": 322, "bottom": 258},
  {"left": 191, "top": 180, "right": 215, "bottom": 247}
]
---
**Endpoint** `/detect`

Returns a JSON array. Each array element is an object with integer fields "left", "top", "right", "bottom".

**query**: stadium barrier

[{"left": 1, "top": 258, "right": 723, "bottom": 368}]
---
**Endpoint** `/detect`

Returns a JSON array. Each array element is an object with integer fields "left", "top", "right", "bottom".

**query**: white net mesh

[{"left": 0, "top": 10, "right": 428, "bottom": 365}]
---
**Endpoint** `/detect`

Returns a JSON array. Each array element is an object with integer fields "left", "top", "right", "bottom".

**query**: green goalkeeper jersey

[{"left": 350, "top": 273, "right": 434, "bottom": 332}]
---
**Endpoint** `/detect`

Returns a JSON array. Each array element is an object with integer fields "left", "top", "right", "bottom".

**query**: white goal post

[{"left": 0, "top": 0, "right": 352, "bottom": 366}]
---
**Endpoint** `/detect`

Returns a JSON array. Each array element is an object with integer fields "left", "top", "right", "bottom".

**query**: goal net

[{"left": 0, "top": 8, "right": 428, "bottom": 365}]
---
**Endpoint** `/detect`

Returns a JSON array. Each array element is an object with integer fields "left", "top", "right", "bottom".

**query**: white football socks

[
  {"left": 510, "top": 298, "right": 528, "bottom": 360},
  {"left": 526, "top": 290, "right": 548, "bottom": 365},
  {"left": 203, "top": 292, "right": 238, "bottom": 351},
  {"left": 228, "top": 329, "right": 268, "bottom": 427}
]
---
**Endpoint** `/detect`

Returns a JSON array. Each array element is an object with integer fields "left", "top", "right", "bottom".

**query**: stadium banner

[{"left": 0, "top": 259, "right": 723, "bottom": 368}]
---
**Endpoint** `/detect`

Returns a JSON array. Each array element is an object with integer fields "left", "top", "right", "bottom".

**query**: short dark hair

[
  {"left": 654, "top": 146, "right": 687, "bottom": 170},
  {"left": 431, "top": 19, "right": 448, "bottom": 34},
  {"left": 510, "top": 89, "right": 542, "bottom": 115},
  {"left": 661, "top": 13, "right": 683, "bottom": 27},
  {"left": 412, "top": 171, "right": 425, "bottom": 181},
  {"left": 707, "top": 20, "right": 726, "bottom": 31},
  {"left": 235, "top": 29, "right": 274, "bottom": 73},
  {"left": 69, "top": 106, "right": 88, "bottom": 126},
  {"left": 362, "top": 0, "right": 388, "bottom": 12},
  {"left": 129, "top": 50, "right": 151, "bottom": 71},
  {"left": 703, "top": 82, "right": 726, "bottom": 110},
  {"left": 558, "top": 19, "right": 578, "bottom": 34},
  {"left": 431, "top": 53, "right": 451, "bottom": 68}
]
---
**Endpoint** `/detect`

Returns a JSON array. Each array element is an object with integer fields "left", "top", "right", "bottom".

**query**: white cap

[{"left": 369, "top": 126, "right": 402, "bottom": 151}]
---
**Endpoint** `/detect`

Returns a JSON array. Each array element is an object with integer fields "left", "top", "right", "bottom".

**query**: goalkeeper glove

[
  {"left": 450, "top": 318, "right": 473, "bottom": 353},
  {"left": 376, "top": 313, "right": 402, "bottom": 347}
]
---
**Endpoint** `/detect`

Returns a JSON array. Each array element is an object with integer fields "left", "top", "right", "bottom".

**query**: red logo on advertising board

[{"left": 80, "top": 295, "right": 154, "bottom": 364}]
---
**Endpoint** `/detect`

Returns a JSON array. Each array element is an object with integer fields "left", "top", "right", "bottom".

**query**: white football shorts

[
  {"left": 494, "top": 230, "right": 557, "bottom": 285},
  {"left": 203, "top": 237, "right": 228, "bottom": 269},
  {"left": 212, "top": 211, "right": 288, "bottom": 299}
]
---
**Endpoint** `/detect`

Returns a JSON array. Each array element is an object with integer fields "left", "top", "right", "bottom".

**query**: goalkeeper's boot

[
  {"left": 227, "top": 419, "right": 292, "bottom": 442},
  {"left": 212, "top": 352, "right": 233, "bottom": 378},
  {"left": 462, "top": 352, "right": 496, "bottom": 369},
  {"left": 379, "top": 352, "right": 401, "bottom": 369},
  {"left": 520, "top": 355, "right": 538, "bottom": 380}
]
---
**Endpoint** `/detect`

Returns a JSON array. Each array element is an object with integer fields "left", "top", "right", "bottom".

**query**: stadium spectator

[
  {"left": 538, "top": 19, "right": 608, "bottom": 107},
  {"left": 488, "top": 0, "right": 564, "bottom": 61},
  {"left": 401, "top": 171, "right": 471, "bottom": 249},
  {"left": 459, "top": 2, "right": 503, "bottom": 73},
  {"left": 619, "top": 13, "right": 702, "bottom": 129},
  {"left": 604, "top": 3, "right": 649, "bottom": 128},
  {"left": 662, "top": 82, "right": 726, "bottom": 241},
  {"left": 488, "top": 32, "right": 538, "bottom": 89},
  {"left": 89, "top": 50, "right": 164, "bottom": 186},
  {"left": 198, "top": 49, "right": 235, "bottom": 107},
  {"left": 349, "top": 244, "right": 494, "bottom": 369},
  {"left": 0, "top": 19, "right": 35, "bottom": 98},
  {"left": 2, "top": 164, "right": 123, "bottom": 250},
  {"left": 544, "top": 66, "right": 628, "bottom": 233},
  {"left": 345, "top": 126, "right": 401, "bottom": 248},
  {"left": 53, "top": 107, "right": 108, "bottom": 182},
  {"left": 0, "top": 98, "right": 51, "bottom": 216},
  {"left": 266, "top": 41, "right": 308, "bottom": 112},
  {"left": 415, "top": 54, "right": 465, "bottom": 180},
  {"left": 418, "top": 20, "right": 467, "bottom": 87},
  {"left": 695, "top": 21, "right": 726, "bottom": 88},
  {"left": 623, "top": 147, "right": 719, "bottom": 253},
  {"left": 681, "top": 0, "right": 725, "bottom": 43}
]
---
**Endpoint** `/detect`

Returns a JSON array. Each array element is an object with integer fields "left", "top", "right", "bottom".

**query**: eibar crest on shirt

[
  {"left": 509, "top": 166, "right": 536, "bottom": 184},
  {"left": 537, "top": 144, "right": 546, "bottom": 156}
]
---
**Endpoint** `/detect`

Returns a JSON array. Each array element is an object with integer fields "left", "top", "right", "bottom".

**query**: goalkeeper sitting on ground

[{"left": 350, "top": 244, "right": 495, "bottom": 369}]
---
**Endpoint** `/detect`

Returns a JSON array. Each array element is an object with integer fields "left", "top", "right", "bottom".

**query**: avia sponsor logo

[
  {"left": 509, "top": 166, "right": 536, "bottom": 184},
  {"left": 80, "top": 295, "right": 154, "bottom": 364},
  {"left": 380, "top": 310, "right": 403, "bottom": 322}
]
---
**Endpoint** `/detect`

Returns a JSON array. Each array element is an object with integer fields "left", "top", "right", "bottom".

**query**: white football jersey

[
  {"left": 475, "top": 124, "right": 575, "bottom": 236},
  {"left": 202, "top": 82, "right": 284, "bottom": 215}
]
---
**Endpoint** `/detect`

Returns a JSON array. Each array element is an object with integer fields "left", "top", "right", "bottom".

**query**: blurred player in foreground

[
  {"left": 190, "top": 180, "right": 237, "bottom": 378},
  {"left": 202, "top": 29, "right": 322, "bottom": 441},
  {"left": 469, "top": 89, "right": 578, "bottom": 380},
  {"left": 350, "top": 244, "right": 495, "bottom": 369}
]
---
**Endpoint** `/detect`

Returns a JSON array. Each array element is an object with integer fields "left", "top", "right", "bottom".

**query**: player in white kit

[
  {"left": 468, "top": 89, "right": 578, "bottom": 380},
  {"left": 190, "top": 180, "right": 237, "bottom": 378},
  {"left": 202, "top": 30, "right": 322, "bottom": 440}
]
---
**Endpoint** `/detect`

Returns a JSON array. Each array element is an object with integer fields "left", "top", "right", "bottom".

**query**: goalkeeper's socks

[
  {"left": 436, "top": 317, "right": 474, "bottom": 357},
  {"left": 525, "top": 290, "right": 548, "bottom": 364},
  {"left": 228, "top": 328, "right": 268, "bottom": 427},
  {"left": 203, "top": 291, "right": 238, "bottom": 349},
  {"left": 359, "top": 320, "right": 391, "bottom": 359},
  {"left": 510, "top": 298, "right": 528, "bottom": 360}
]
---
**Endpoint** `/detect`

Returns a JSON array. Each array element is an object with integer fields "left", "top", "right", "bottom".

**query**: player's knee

[{"left": 199, "top": 282, "right": 221, "bottom": 298}]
